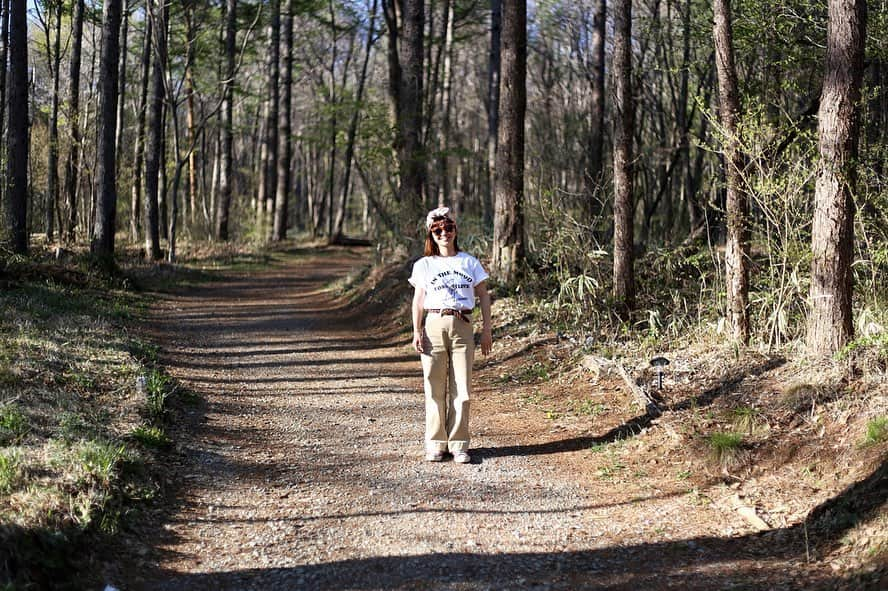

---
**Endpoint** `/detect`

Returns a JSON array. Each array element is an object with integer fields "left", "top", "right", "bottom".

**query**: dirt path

[{"left": 102, "top": 248, "right": 849, "bottom": 590}]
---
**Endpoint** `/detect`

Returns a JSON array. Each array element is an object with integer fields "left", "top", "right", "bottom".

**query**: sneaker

[
  {"left": 452, "top": 451, "right": 471, "bottom": 464},
  {"left": 425, "top": 450, "right": 445, "bottom": 462}
]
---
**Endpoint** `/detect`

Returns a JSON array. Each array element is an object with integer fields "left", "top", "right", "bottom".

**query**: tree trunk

[
  {"left": 144, "top": 0, "right": 167, "bottom": 260},
  {"left": 437, "top": 0, "right": 455, "bottom": 209},
  {"left": 676, "top": 0, "right": 692, "bottom": 238},
  {"left": 713, "top": 0, "right": 749, "bottom": 344},
  {"left": 215, "top": 0, "right": 237, "bottom": 241},
  {"left": 612, "top": 0, "right": 635, "bottom": 311},
  {"left": 382, "top": 0, "right": 401, "bottom": 126},
  {"left": 62, "top": 0, "right": 85, "bottom": 243},
  {"left": 131, "top": 15, "right": 151, "bottom": 242},
  {"left": 2, "top": 0, "right": 27, "bottom": 254},
  {"left": 332, "top": 0, "right": 378, "bottom": 240},
  {"left": 492, "top": 0, "right": 526, "bottom": 285},
  {"left": 46, "top": 1, "right": 63, "bottom": 242},
  {"left": 273, "top": 0, "right": 295, "bottom": 241},
  {"left": 115, "top": 0, "right": 129, "bottom": 176},
  {"left": 91, "top": 0, "right": 123, "bottom": 261},
  {"left": 807, "top": 0, "right": 866, "bottom": 355},
  {"left": 185, "top": 6, "right": 198, "bottom": 226},
  {"left": 485, "top": 0, "right": 501, "bottom": 231},
  {"left": 397, "top": 0, "right": 426, "bottom": 233},
  {"left": 584, "top": 0, "right": 605, "bottom": 222},
  {"left": 257, "top": 0, "right": 280, "bottom": 240},
  {"left": 326, "top": 0, "right": 338, "bottom": 240},
  {"left": 0, "top": 0, "right": 9, "bottom": 209}
]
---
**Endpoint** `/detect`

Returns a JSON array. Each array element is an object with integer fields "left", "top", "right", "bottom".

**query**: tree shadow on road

[{"left": 113, "top": 457, "right": 885, "bottom": 591}]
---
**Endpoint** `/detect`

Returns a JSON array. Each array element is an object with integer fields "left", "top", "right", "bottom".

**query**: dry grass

[{"left": 0, "top": 248, "right": 178, "bottom": 586}]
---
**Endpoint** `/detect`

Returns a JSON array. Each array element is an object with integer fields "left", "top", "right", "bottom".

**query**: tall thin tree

[
  {"left": 62, "top": 0, "right": 85, "bottom": 242},
  {"left": 713, "top": 0, "right": 750, "bottom": 344},
  {"left": 144, "top": 0, "right": 167, "bottom": 260},
  {"left": 257, "top": 0, "right": 280, "bottom": 238},
  {"left": 131, "top": 15, "right": 152, "bottom": 241},
  {"left": 273, "top": 0, "right": 295, "bottom": 241},
  {"left": 397, "top": 0, "right": 426, "bottom": 231},
  {"left": 612, "top": 0, "right": 634, "bottom": 310},
  {"left": 215, "top": 0, "right": 238, "bottom": 241},
  {"left": 331, "top": 0, "right": 378, "bottom": 240},
  {"left": 44, "top": 0, "right": 63, "bottom": 242},
  {"left": 584, "top": 0, "right": 605, "bottom": 222},
  {"left": 0, "top": 0, "right": 9, "bottom": 209},
  {"left": 115, "top": 0, "right": 130, "bottom": 174},
  {"left": 807, "top": 0, "right": 866, "bottom": 355},
  {"left": 485, "top": 0, "right": 501, "bottom": 230},
  {"left": 91, "top": 0, "right": 123, "bottom": 261},
  {"left": 2, "top": 0, "right": 27, "bottom": 254},
  {"left": 492, "top": 0, "right": 526, "bottom": 284}
]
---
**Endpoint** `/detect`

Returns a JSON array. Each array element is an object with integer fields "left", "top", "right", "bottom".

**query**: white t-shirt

[{"left": 409, "top": 252, "right": 489, "bottom": 311}]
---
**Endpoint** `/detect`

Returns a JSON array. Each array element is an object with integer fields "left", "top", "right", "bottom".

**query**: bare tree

[
  {"left": 612, "top": 0, "right": 634, "bottom": 310},
  {"left": 807, "top": 0, "right": 867, "bottom": 355},
  {"left": 485, "top": 0, "right": 501, "bottom": 230},
  {"left": 144, "top": 0, "right": 168, "bottom": 259},
  {"left": 331, "top": 0, "right": 379, "bottom": 241},
  {"left": 2, "top": 0, "right": 27, "bottom": 254},
  {"left": 62, "top": 0, "right": 85, "bottom": 242},
  {"left": 273, "top": 0, "right": 295, "bottom": 241},
  {"left": 131, "top": 15, "right": 152, "bottom": 242},
  {"left": 39, "top": 0, "right": 63, "bottom": 242},
  {"left": 713, "top": 0, "right": 749, "bottom": 344},
  {"left": 256, "top": 0, "right": 280, "bottom": 239},
  {"left": 398, "top": 0, "right": 426, "bottom": 230},
  {"left": 115, "top": 0, "right": 130, "bottom": 174},
  {"left": 492, "top": 0, "right": 526, "bottom": 284},
  {"left": 584, "top": 0, "right": 605, "bottom": 221},
  {"left": 215, "top": 0, "right": 238, "bottom": 241},
  {"left": 91, "top": 0, "right": 124, "bottom": 261}
]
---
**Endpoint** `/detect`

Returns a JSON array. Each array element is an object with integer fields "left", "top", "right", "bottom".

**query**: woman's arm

[
  {"left": 475, "top": 281, "right": 493, "bottom": 355},
  {"left": 412, "top": 287, "right": 426, "bottom": 353}
]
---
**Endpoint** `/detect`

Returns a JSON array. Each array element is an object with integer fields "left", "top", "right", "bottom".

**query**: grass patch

[
  {"left": 861, "top": 416, "right": 888, "bottom": 447},
  {"left": 0, "top": 250, "right": 185, "bottom": 588},
  {"left": 0, "top": 404, "right": 30, "bottom": 445},
  {"left": 707, "top": 431, "right": 747, "bottom": 470},
  {"left": 131, "top": 424, "right": 172, "bottom": 449},
  {"left": 143, "top": 368, "right": 173, "bottom": 423},
  {"left": 0, "top": 448, "right": 23, "bottom": 493},
  {"left": 70, "top": 440, "right": 129, "bottom": 488},
  {"left": 731, "top": 405, "right": 763, "bottom": 435},
  {"left": 572, "top": 398, "right": 608, "bottom": 417}
]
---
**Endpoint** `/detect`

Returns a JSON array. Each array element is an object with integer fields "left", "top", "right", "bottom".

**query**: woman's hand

[
  {"left": 413, "top": 330, "right": 425, "bottom": 354},
  {"left": 480, "top": 326, "right": 492, "bottom": 356}
]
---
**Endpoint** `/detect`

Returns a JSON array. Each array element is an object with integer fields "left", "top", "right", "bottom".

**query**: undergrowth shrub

[
  {"left": 0, "top": 449, "right": 22, "bottom": 493},
  {"left": 862, "top": 417, "right": 888, "bottom": 447},
  {"left": 0, "top": 404, "right": 29, "bottom": 445},
  {"left": 707, "top": 431, "right": 747, "bottom": 470}
]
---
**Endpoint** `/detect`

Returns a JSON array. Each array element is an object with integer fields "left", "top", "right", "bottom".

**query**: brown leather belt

[{"left": 426, "top": 308, "right": 472, "bottom": 323}]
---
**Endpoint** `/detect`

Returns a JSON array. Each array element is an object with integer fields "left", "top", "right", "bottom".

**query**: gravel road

[{"left": 101, "top": 248, "right": 850, "bottom": 591}]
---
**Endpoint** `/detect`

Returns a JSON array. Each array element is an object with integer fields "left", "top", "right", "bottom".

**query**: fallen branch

[{"left": 616, "top": 361, "right": 661, "bottom": 416}]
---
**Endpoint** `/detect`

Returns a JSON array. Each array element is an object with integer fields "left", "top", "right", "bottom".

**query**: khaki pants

[{"left": 421, "top": 312, "right": 474, "bottom": 452}]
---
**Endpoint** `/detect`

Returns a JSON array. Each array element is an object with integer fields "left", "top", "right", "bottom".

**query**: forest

[
  {"left": 0, "top": 0, "right": 886, "bottom": 587},
  {"left": 0, "top": 0, "right": 885, "bottom": 354}
]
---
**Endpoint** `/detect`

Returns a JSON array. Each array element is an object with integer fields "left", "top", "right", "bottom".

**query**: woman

[{"left": 409, "top": 207, "right": 492, "bottom": 464}]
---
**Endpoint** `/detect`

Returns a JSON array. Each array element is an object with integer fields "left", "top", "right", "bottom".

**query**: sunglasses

[{"left": 431, "top": 221, "right": 456, "bottom": 236}]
